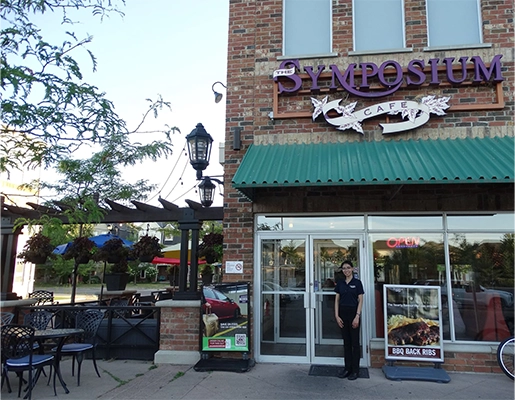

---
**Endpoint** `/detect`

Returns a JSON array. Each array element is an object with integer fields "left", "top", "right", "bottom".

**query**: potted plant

[
  {"left": 199, "top": 233, "right": 223, "bottom": 264},
  {"left": 104, "top": 258, "right": 130, "bottom": 290},
  {"left": 200, "top": 264, "right": 214, "bottom": 285},
  {"left": 18, "top": 232, "right": 55, "bottom": 264},
  {"left": 131, "top": 235, "right": 162, "bottom": 262},
  {"left": 94, "top": 238, "right": 129, "bottom": 264},
  {"left": 168, "top": 265, "right": 180, "bottom": 287},
  {"left": 63, "top": 236, "right": 96, "bottom": 264}
]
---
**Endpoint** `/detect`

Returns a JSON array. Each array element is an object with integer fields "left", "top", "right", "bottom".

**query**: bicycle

[{"left": 497, "top": 336, "right": 514, "bottom": 380}]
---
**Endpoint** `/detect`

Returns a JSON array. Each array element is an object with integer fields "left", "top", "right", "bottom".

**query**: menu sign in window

[{"left": 384, "top": 285, "right": 444, "bottom": 362}]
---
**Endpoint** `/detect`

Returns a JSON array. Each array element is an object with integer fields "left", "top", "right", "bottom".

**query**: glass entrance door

[
  {"left": 257, "top": 235, "right": 363, "bottom": 364},
  {"left": 310, "top": 237, "right": 361, "bottom": 363}
]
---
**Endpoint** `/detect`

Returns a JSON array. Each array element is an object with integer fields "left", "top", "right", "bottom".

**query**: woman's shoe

[
  {"left": 348, "top": 372, "right": 358, "bottom": 380},
  {"left": 337, "top": 369, "right": 350, "bottom": 379}
]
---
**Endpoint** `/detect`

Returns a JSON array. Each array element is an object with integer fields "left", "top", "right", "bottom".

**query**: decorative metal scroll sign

[{"left": 311, "top": 95, "right": 450, "bottom": 134}]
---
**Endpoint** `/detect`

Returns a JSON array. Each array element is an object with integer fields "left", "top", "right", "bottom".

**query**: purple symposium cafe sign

[{"left": 273, "top": 54, "right": 504, "bottom": 98}]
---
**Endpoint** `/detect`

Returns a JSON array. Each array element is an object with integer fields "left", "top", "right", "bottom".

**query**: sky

[{"left": 25, "top": 0, "right": 230, "bottom": 208}]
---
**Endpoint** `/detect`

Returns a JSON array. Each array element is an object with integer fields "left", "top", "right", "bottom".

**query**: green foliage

[
  {"left": 1, "top": 0, "right": 178, "bottom": 173},
  {"left": 198, "top": 232, "right": 223, "bottom": 263}
]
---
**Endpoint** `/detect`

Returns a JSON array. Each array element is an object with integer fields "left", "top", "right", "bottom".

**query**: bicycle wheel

[{"left": 497, "top": 336, "right": 515, "bottom": 380}]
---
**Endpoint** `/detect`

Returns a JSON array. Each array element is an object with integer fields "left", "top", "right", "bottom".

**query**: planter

[
  {"left": 139, "top": 255, "right": 154, "bottom": 263},
  {"left": 26, "top": 255, "right": 48, "bottom": 264},
  {"left": 75, "top": 255, "right": 90, "bottom": 265},
  {"left": 107, "top": 254, "right": 122, "bottom": 264},
  {"left": 201, "top": 273, "right": 213, "bottom": 285},
  {"left": 104, "top": 273, "right": 129, "bottom": 291}
]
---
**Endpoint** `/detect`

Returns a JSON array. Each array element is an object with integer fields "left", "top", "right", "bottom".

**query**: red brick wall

[
  {"left": 223, "top": 0, "right": 514, "bottom": 365},
  {"left": 159, "top": 306, "right": 200, "bottom": 352}
]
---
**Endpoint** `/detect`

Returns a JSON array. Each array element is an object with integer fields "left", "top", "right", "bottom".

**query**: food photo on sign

[{"left": 384, "top": 285, "right": 444, "bottom": 362}]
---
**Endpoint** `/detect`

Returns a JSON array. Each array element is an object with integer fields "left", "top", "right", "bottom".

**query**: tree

[
  {"left": 1, "top": 0, "right": 177, "bottom": 174},
  {"left": 2, "top": 1, "right": 179, "bottom": 286}
]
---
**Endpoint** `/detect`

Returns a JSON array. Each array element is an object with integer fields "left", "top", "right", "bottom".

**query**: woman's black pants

[{"left": 340, "top": 319, "right": 360, "bottom": 374}]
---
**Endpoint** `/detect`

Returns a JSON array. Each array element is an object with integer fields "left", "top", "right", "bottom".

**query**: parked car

[
  {"left": 263, "top": 281, "right": 302, "bottom": 303},
  {"left": 415, "top": 280, "right": 514, "bottom": 309},
  {"left": 202, "top": 287, "right": 241, "bottom": 319}
]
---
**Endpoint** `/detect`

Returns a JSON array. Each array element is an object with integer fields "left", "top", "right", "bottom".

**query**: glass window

[
  {"left": 447, "top": 214, "right": 515, "bottom": 231},
  {"left": 371, "top": 233, "right": 448, "bottom": 338},
  {"left": 353, "top": 0, "right": 404, "bottom": 51},
  {"left": 256, "top": 216, "right": 365, "bottom": 231},
  {"left": 284, "top": 0, "right": 331, "bottom": 56},
  {"left": 427, "top": 0, "right": 482, "bottom": 47},
  {"left": 369, "top": 216, "right": 443, "bottom": 230},
  {"left": 448, "top": 233, "right": 514, "bottom": 342}
]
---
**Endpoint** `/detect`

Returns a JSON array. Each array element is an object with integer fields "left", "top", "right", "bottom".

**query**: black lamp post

[
  {"left": 186, "top": 123, "right": 213, "bottom": 180},
  {"left": 186, "top": 123, "right": 223, "bottom": 207}
]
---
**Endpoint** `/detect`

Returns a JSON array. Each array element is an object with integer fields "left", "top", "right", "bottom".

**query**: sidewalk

[{"left": 1, "top": 357, "right": 513, "bottom": 400}]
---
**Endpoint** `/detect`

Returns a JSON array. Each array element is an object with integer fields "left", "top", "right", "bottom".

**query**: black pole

[
  {"left": 175, "top": 208, "right": 201, "bottom": 300},
  {"left": 70, "top": 259, "right": 79, "bottom": 304}
]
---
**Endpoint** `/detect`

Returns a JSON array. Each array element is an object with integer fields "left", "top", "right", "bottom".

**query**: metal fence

[{"left": 16, "top": 302, "right": 161, "bottom": 361}]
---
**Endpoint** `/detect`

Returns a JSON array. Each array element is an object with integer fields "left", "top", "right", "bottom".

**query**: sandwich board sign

[{"left": 384, "top": 285, "right": 444, "bottom": 363}]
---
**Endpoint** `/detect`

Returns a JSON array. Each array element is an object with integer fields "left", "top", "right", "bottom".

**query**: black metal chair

[
  {"left": 0, "top": 312, "right": 15, "bottom": 327},
  {"left": 23, "top": 310, "right": 53, "bottom": 331},
  {"left": 28, "top": 290, "right": 55, "bottom": 307},
  {"left": 53, "top": 309, "right": 104, "bottom": 386},
  {"left": 1, "top": 324, "right": 55, "bottom": 400},
  {"left": 109, "top": 297, "right": 129, "bottom": 318}
]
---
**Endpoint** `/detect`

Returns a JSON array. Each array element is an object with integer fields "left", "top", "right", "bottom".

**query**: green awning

[{"left": 232, "top": 136, "right": 514, "bottom": 200}]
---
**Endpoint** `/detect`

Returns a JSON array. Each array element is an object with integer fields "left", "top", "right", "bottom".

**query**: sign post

[
  {"left": 194, "top": 282, "right": 252, "bottom": 372},
  {"left": 382, "top": 284, "right": 450, "bottom": 382}
]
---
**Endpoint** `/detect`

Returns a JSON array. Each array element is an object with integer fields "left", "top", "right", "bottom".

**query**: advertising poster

[
  {"left": 201, "top": 282, "right": 250, "bottom": 352},
  {"left": 384, "top": 285, "right": 444, "bottom": 362}
]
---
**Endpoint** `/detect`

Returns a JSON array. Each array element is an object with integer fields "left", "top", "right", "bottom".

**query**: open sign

[{"left": 386, "top": 237, "right": 420, "bottom": 248}]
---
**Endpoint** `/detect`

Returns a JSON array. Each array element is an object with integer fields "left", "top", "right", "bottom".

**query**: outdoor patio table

[{"left": 34, "top": 328, "right": 84, "bottom": 395}]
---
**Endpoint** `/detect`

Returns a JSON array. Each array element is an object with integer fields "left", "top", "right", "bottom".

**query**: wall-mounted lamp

[{"left": 212, "top": 81, "right": 227, "bottom": 103}]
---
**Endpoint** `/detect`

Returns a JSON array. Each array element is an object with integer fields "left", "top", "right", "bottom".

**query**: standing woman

[{"left": 334, "top": 260, "right": 364, "bottom": 380}]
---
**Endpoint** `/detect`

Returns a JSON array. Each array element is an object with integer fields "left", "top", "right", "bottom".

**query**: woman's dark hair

[{"left": 340, "top": 260, "right": 354, "bottom": 269}]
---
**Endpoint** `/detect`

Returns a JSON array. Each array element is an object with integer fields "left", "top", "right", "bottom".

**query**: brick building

[{"left": 219, "top": 0, "right": 513, "bottom": 373}]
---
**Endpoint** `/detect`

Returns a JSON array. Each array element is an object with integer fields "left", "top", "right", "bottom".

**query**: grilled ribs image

[{"left": 388, "top": 321, "right": 439, "bottom": 346}]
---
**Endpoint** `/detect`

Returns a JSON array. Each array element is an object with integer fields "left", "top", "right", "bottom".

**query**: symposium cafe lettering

[{"left": 274, "top": 54, "right": 504, "bottom": 98}]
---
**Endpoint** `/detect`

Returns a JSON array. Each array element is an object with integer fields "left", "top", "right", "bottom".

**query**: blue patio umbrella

[
  {"left": 54, "top": 234, "right": 133, "bottom": 304},
  {"left": 53, "top": 234, "right": 133, "bottom": 255}
]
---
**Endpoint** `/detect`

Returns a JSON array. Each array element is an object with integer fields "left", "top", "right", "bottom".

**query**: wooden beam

[
  {"left": 158, "top": 198, "right": 180, "bottom": 211},
  {"left": 131, "top": 200, "right": 163, "bottom": 212},
  {"left": 105, "top": 199, "right": 134, "bottom": 213}
]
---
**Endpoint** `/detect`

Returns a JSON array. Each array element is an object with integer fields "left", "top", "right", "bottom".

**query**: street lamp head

[
  {"left": 198, "top": 176, "right": 216, "bottom": 207},
  {"left": 211, "top": 81, "right": 227, "bottom": 104},
  {"left": 186, "top": 123, "right": 214, "bottom": 179}
]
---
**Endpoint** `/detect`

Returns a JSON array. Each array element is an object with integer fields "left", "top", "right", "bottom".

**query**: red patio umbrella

[{"left": 151, "top": 257, "right": 206, "bottom": 265}]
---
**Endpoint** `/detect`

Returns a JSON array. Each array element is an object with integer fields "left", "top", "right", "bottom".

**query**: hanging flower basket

[
  {"left": 63, "top": 236, "right": 96, "bottom": 264},
  {"left": 131, "top": 235, "right": 162, "bottom": 263},
  {"left": 18, "top": 232, "right": 55, "bottom": 265}
]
